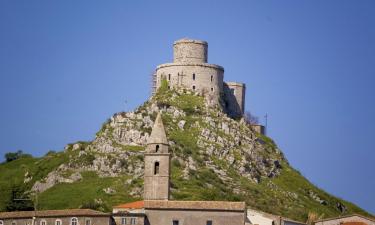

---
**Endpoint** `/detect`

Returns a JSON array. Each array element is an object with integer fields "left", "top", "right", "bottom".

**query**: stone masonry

[{"left": 154, "top": 38, "right": 246, "bottom": 118}]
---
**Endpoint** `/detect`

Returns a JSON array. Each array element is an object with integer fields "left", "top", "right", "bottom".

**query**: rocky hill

[{"left": 0, "top": 86, "right": 372, "bottom": 222}]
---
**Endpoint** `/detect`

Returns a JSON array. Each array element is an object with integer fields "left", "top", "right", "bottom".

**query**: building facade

[
  {"left": 154, "top": 39, "right": 246, "bottom": 118},
  {"left": 0, "top": 209, "right": 111, "bottom": 225}
]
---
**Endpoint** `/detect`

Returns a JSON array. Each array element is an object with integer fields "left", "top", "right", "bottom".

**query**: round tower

[
  {"left": 155, "top": 39, "right": 224, "bottom": 102},
  {"left": 173, "top": 39, "right": 208, "bottom": 63}
]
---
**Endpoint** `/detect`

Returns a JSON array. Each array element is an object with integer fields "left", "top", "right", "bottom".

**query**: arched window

[
  {"left": 40, "top": 220, "right": 47, "bottom": 225},
  {"left": 85, "top": 219, "right": 91, "bottom": 225},
  {"left": 154, "top": 162, "right": 160, "bottom": 175},
  {"left": 155, "top": 145, "right": 159, "bottom": 152},
  {"left": 55, "top": 219, "right": 62, "bottom": 225},
  {"left": 168, "top": 74, "right": 171, "bottom": 80},
  {"left": 71, "top": 218, "right": 78, "bottom": 225},
  {"left": 211, "top": 75, "right": 213, "bottom": 82},
  {"left": 0, "top": 220, "right": 3, "bottom": 225},
  {"left": 192, "top": 73, "right": 196, "bottom": 80},
  {"left": 192, "top": 85, "right": 196, "bottom": 90},
  {"left": 211, "top": 87, "right": 214, "bottom": 92}
]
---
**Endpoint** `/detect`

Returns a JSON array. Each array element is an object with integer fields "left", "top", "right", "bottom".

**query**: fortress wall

[
  {"left": 173, "top": 39, "right": 208, "bottom": 63},
  {"left": 224, "top": 82, "right": 246, "bottom": 118},
  {"left": 156, "top": 63, "right": 224, "bottom": 96}
]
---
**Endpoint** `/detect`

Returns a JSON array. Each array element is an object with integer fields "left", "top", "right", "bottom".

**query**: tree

[
  {"left": 244, "top": 111, "right": 259, "bottom": 125},
  {"left": 5, "top": 150, "right": 24, "bottom": 162},
  {"left": 5, "top": 184, "right": 34, "bottom": 211}
]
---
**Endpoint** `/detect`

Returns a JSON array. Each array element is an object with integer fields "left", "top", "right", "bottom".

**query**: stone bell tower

[{"left": 144, "top": 112, "right": 170, "bottom": 200}]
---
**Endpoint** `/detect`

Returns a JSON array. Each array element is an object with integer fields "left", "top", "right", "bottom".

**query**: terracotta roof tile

[
  {"left": 144, "top": 200, "right": 245, "bottom": 211},
  {"left": 113, "top": 201, "right": 144, "bottom": 209}
]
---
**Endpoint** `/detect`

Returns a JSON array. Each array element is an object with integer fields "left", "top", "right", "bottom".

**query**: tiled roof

[
  {"left": 314, "top": 214, "right": 375, "bottom": 223},
  {"left": 0, "top": 209, "right": 109, "bottom": 219},
  {"left": 144, "top": 200, "right": 245, "bottom": 211},
  {"left": 113, "top": 201, "right": 145, "bottom": 209}
]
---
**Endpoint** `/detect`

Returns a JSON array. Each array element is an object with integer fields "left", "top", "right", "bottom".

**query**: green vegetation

[{"left": 0, "top": 90, "right": 372, "bottom": 222}]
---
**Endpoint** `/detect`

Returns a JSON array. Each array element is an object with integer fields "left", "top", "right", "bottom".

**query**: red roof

[{"left": 114, "top": 201, "right": 144, "bottom": 209}]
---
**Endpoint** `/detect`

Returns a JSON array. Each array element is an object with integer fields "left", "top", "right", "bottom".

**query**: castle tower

[
  {"left": 144, "top": 112, "right": 170, "bottom": 200},
  {"left": 155, "top": 39, "right": 224, "bottom": 100},
  {"left": 224, "top": 82, "right": 246, "bottom": 118}
]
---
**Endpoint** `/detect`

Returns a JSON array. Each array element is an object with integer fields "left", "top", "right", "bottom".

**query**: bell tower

[{"left": 144, "top": 112, "right": 170, "bottom": 200}]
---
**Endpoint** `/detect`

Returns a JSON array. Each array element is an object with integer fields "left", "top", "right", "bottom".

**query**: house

[
  {"left": 314, "top": 214, "right": 375, "bottom": 225},
  {"left": 0, "top": 209, "right": 111, "bottom": 225}
]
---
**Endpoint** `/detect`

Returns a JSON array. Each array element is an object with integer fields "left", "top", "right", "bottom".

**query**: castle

[{"left": 153, "top": 39, "right": 246, "bottom": 118}]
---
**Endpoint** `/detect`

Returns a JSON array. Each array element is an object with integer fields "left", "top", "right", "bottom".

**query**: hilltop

[{"left": 0, "top": 86, "right": 372, "bottom": 222}]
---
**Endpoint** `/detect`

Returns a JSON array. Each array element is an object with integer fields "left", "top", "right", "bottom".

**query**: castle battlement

[{"left": 154, "top": 38, "right": 246, "bottom": 118}]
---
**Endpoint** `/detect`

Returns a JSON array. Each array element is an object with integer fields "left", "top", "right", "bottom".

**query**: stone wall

[
  {"left": 173, "top": 39, "right": 207, "bottom": 63},
  {"left": 156, "top": 63, "right": 224, "bottom": 98},
  {"left": 145, "top": 209, "right": 245, "bottom": 225},
  {"left": 144, "top": 153, "right": 170, "bottom": 200},
  {"left": 224, "top": 82, "right": 246, "bottom": 118}
]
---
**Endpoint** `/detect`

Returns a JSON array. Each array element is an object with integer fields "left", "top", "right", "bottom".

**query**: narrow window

[
  {"left": 55, "top": 220, "right": 62, "bottom": 225},
  {"left": 85, "top": 219, "right": 91, "bottom": 225},
  {"left": 130, "top": 218, "right": 136, "bottom": 225},
  {"left": 121, "top": 218, "right": 127, "bottom": 225},
  {"left": 154, "top": 162, "right": 160, "bottom": 175},
  {"left": 71, "top": 218, "right": 78, "bottom": 225},
  {"left": 207, "top": 220, "right": 213, "bottom": 225},
  {"left": 155, "top": 145, "right": 159, "bottom": 152},
  {"left": 40, "top": 220, "right": 47, "bottom": 225},
  {"left": 192, "top": 73, "right": 195, "bottom": 80},
  {"left": 12, "top": 221, "right": 17, "bottom": 225},
  {"left": 211, "top": 87, "right": 214, "bottom": 92},
  {"left": 192, "top": 85, "right": 196, "bottom": 90},
  {"left": 168, "top": 74, "right": 171, "bottom": 80},
  {"left": 173, "top": 220, "right": 179, "bottom": 225},
  {"left": 211, "top": 75, "right": 213, "bottom": 82},
  {"left": 0, "top": 221, "right": 3, "bottom": 225}
]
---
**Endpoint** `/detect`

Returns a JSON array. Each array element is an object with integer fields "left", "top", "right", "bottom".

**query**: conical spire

[{"left": 147, "top": 112, "right": 168, "bottom": 145}]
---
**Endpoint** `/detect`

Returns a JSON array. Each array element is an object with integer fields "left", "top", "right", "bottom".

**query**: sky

[{"left": 0, "top": 0, "right": 374, "bottom": 214}]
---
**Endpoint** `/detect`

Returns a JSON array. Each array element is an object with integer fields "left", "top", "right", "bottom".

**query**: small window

[
  {"left": 211, "top": 75, "right": 213, "bottom": 82},
  {"left": 41, "top": 220, "right": 47, "bottom": 225},
  {"left": 155, "top": 145, "right": 160, "bottom": 152},
  {"left": 154, "top": 162, "right": 160, "bottom": 175},
  {"left": 207, "top": 220, "right": 213, "bottom": 225},
  {"left": 121, "top": 218, "right": 127, "bottom": 225},
  {"left": 85, "top": 219, "right": 91, "bottom": 225},
  {"left": 192, "top": 73, "right": 195, "bottom": 80},
  {"left": 55, "top": 220, "right": 62, "bottom": 225},
  {"left": 173, "top": 220, "right": 179, "bottom": 225},
  {"left": 0, "top": 221, "right": 3, "bottom": 225},
  {"left": 71, "top": 218, "right": 78, "bottom": 225},
  {"left": 211, "top": 87, "right": 214, "bottom": 92},
  {"left": 168, "top": 74, "right": 171, "bottom": 80},
  {"left": 192, "top": 85, "right": 196, "bottom": 90},
  {"left": 130, "top": 218, "right": 136, "bottom": 225},
  {"left": 12, "top": 221, "right": 17, "bottom": 225}
]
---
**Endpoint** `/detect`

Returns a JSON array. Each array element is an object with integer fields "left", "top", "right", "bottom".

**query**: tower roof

[{"left": 147, "top": 112, "right": 168, "bottom": 145}]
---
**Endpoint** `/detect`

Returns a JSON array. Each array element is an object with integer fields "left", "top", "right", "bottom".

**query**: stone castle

[{"left": 153, "top": 39, "right": 246, "bottom": 118}]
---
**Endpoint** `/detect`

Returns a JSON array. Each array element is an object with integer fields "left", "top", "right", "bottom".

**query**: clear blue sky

[{"left": 0, "top": 0, "right": 374, "bottom": 214}]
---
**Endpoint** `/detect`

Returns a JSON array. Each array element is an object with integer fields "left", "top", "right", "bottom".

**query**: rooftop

[
  {"left": 113, "top": 201, "right": 145, "bottom": 210},
  {"left": 0, "top": 209, "right": 109, "bottom": 219},
  {"left": 174, "top": 38, "right": 207, "bottom": 45},
  {"left": 314, "top": 214, "right": 375, "bottom": 223},
  {"left": 144, "top": 200, "right": 245, "bottom": 211}
]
